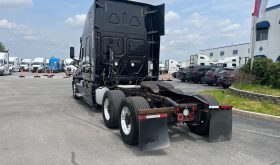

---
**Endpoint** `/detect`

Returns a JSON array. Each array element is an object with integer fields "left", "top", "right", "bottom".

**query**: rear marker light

[
  {"left": 177, "top": 114, "right": 184, "bottom": 121},
  {"left": 187, "top": 113, "right": 193, "bottom": 119},
  {"left": 192, "top": 105, "right": 198, "bottom": 111},
  {"left": 220, "top": 106, "right": 233, "bottom": 109}
]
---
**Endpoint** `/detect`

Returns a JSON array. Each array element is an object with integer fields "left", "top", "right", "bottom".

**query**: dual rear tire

[
  {"left": 102, "top": 92, "right": 150, "bottom": 145},
  {"left": 119, "top": 97, "right": 150, "bottom": 145},
  {"left": 102, "top": 90, "right": 125, "bottom": 128}
]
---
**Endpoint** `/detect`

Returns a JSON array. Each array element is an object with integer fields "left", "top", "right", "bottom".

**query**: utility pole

[{"left": 250, "top": 16, "right": 257, "bottom": 71}]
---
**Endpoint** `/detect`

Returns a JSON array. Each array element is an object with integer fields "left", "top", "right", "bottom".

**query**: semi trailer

[
  {"left": 0, "top": 52, "right": 10, "bottom": 76},
  {"left": 70, "top": 0, "right": 232, "bottom": 151}
]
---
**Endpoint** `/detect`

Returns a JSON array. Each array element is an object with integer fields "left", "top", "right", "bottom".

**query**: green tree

[{"left": 0, "top": 42, "right": 7, "bottom": 52}]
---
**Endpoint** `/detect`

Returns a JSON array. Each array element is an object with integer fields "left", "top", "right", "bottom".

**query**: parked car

[
  {"left": 179, "top": 66, "right": 195, "bottom": 82},
  {"left": 189, "top": 66, "right": 213, "bottom": 83},
  {"left": 172, "top": 71, "right": 177, "bottom": 78},
  {"left": 217, "top": 68, "right": 238, "bottom": 88},
  {"left": 202, "top": 68, "right": 219, "bottom": 85},
  {"left": 202, "top": 67, "right": 229, "bottom": 86},
  {"left": 175, "top": 68, "right": 187, "bottom": 81}
]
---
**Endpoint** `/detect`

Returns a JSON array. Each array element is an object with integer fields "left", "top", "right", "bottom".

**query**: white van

[
  {"left": 0, "top": 52, "right": 10, "bottom": 76},
  {"left": 9, "top": 57, "right": 21, "bottom": 72},
  {"left": 20, "top": 59, "right": 33, "bottom": 71},
  {"left": 32, "top": 58, "right": 46, "bottom": 73}
]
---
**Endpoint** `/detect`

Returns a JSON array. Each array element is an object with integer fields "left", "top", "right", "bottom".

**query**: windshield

[
  {"left": 33, "top": 62, "right": 43, "bottom": 65},
  {"left": 49, "top": 62, "right": 58, "bottom": 67},
  {"left": 9, "top": 62, "right": 14, "bottom": 65},
  {"left": 21, "top": 62, "right": 29, "bottom": 65}
]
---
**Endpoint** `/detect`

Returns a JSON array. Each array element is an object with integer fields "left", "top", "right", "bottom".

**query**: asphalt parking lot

[{"left": 0, "top": 72, "right": 279, "bottom": 165}]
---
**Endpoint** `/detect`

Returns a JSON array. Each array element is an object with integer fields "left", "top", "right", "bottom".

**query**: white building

[
  {"left": 199, "top": 43, "right": 250, "bottom": 65},
  {"left": 253, "top": 4, "right": 280, "bottom": 62},
  {"left": 198, "top": 4, "right": 280, "bottom": 64}
]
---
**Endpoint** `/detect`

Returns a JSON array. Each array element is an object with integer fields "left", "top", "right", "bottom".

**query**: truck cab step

[{"left": 75, "top": 93, "right": 86, "bottom": 98}]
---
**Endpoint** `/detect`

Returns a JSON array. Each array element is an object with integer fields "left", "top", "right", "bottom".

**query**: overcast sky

[{"left": 0, "top": 0, "right": 279, "bottom": 61}]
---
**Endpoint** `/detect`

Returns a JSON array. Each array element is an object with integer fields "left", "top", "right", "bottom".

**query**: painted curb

[{"left": 233, "top": 108, "right": 280, "bottom": 123}]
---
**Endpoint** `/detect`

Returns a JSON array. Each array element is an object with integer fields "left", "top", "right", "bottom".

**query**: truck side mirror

[{"left": 70, "top": 47, "right": 75, "bottom": 59}]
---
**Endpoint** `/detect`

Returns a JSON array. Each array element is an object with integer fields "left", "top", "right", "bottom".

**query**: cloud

[
  {"left": 0, "top": 19, "right": 37, "bottom": 41},
  {"left": 221, "top": 24, "right": 241, "bottom": 32},
  {"left": 65, "top": 14, "right": 87, "bottom": 28},
  {"left": 186, "top": 12, "right": 209, "bottom": 28},
  {"left": 216, "top": 19, "right": 232, "bottom": 27},
  {"left": 165, "top": 11, "right": 180, "bottom": 22},
  {"left": 0, "top": 0, "right": 33, "bottom": 8},
  {"left": 23, "top": 35, "right": 38, "bottom": 41},
  {"left": 0, "top": 19, "right": 18, "bottom": 29}
]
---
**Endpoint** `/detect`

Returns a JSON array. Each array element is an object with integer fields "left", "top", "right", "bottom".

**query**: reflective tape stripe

[
  {"left": 209, "top": 106, "right": 219, "bottom": 109},
  {"left": 139, "top": 113, "right": 168, "bottom": 121}
]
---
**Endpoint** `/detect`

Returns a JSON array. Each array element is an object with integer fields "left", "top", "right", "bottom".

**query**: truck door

[{"left": 81, "top": 36, "right": 93, "bottom": 105}]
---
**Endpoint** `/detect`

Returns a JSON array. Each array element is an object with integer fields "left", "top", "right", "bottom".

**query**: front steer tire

[
  {"left": 119, "top": 97, "right": 150, "bottom": 145},
  {"left": 187, "top": 94, "right": 219, "bottom": 135},
  {"left": 102, "top": 90, "right": 125, "bottom": 128}
]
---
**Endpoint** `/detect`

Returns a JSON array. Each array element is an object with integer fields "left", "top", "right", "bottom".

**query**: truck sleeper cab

[
  {"left": 20, "top": 59, "right": 33, "bottom": 71},
  {"left": 48, "top": 57, "right": 62, "bottom": 73},
  {"left": 32, "top": 58, "right": 46, "bottom": 73},
  {"left": 71, "top": 0, "right": 232, "bottom": 151}
]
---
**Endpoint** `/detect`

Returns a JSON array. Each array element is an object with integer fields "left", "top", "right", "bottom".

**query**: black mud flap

[
  {"left": 209, "top": 109, "right": 232, "bottom": 142},
  {"left": 138, "top": 117, "right": 170, "bottom": 151}
]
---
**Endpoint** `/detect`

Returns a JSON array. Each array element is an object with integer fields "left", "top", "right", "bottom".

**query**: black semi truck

[{"left": 70, "top": 0, "right": 232, "bottom": 151}]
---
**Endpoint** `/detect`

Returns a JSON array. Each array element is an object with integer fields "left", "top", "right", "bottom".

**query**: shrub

[
  {"left": 240, "top": 58, "right": 273, "bottom": 86},
  {"left": 270, "top": 62, "right": 280, "bottom": 88},
  {"left": 235, "top": 72, "right": 256, "bottom": 84}
]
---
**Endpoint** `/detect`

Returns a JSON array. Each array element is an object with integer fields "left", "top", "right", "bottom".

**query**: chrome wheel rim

[
  {"left": 104, "top": 98, "right": 110, "bottom": 120},
  {"left": 121, "top": 106, "right": 131, "bottom": 135},
  {"left": 73, "top": 84, "right": 76, "bottom": 96}
]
